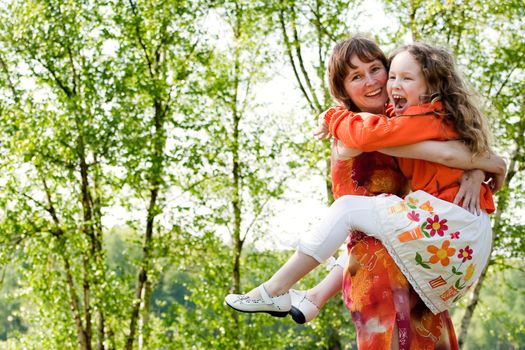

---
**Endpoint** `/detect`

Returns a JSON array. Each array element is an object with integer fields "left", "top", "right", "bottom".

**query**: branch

[
  {"left": 0, "top": 53, "right": 21, "bottom": 103},
  {"left": 492, "top": 65, "right": 518, "bottom": 101},
  {"left": 309, "top": 1, "right": 330, "bottom": 108},
  {"left": 241, "top": 178, "right": 287, "bottom": 243},
  {"left": 65, "top": 40, "right": 79, "bottom": 96},
  {"left": 125, "top": 88, "right": 167, "bottom": 350},
  {"left": 19, "top": 175, "right": 64, "bottom": 237},
  {"left": 128, "top": 0, "right": 154, "bottom": 79},
  {"left": 278, "top": 6, "right": 316, "bottom": 113},
  {"left": 37, "top": 57, "right": 74, "bottom": 98},
  {"left": 290, "top": 4, "right": 322, "bottom": 112},
  {"left": 303, "top": 2, "right": 337, "bottom": 42},
  {"left": 55, "top": 1, "right": 79, "bottom": 95},
  {"left": 40, "top": 177, "right": 60, "bottom": 225}
]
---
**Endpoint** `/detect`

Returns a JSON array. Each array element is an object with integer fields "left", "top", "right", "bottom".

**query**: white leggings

[{"left": 297, "top": 195, "right": 379, "bottom": 263}]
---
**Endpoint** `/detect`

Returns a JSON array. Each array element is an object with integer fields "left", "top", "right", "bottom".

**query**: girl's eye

[{"left": 388, "top": 75, "right": 395, "bottom": 80}]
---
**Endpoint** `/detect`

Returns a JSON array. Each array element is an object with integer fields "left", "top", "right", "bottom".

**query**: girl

[
  {"left": 226, "top": 41, "right": 505, "bottom": 331},
  {"left": 320, "top": 43, "right": 502, "bottom": 315}
]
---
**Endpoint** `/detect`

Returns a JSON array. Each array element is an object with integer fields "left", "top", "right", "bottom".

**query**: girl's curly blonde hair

[{"left": 389, "top": 43, "right": 492, "bottom": 156}]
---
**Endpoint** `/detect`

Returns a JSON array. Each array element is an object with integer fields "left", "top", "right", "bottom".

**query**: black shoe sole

[
  {"left": 289, "top": 306, "right": 306, "bottom": 324},
  {"left": 225, "top": 302, "right": 289, "bottom": 317}
]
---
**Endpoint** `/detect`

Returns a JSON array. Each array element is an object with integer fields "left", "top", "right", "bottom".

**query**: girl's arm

[{"left": 326, "top": 107, "right": 457, "bottom": 151}]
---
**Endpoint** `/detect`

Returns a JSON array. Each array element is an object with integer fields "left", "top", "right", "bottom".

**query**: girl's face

[
  {"left": 387, "top": 50, "right": 429, "bottom": 115},
  {"left": 343, "top": 56, "right": 388, "bottom": 114}
]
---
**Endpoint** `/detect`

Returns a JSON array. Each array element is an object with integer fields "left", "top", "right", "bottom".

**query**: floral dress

[{"left": 332, "top": 147, "right": 459, "bottom": 350}]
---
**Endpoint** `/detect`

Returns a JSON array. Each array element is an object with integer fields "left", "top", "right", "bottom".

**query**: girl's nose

[{"left": 390, "top": 77, "right": 400, "bottom": 89}]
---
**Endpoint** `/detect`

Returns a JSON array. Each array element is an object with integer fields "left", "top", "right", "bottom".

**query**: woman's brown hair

[
  {"left": 328, "top": 35, "right": 388, "bottom": 111},
  {"left": 389, "top": 43, "right": 492, "bottom": 156}
]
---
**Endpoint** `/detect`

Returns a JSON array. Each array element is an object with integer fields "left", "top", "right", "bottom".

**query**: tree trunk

[
  {"left": 457, "top": 262, "right": 490, "bottom": 347},
  {"left": 126, "top": 99, "right": 166, "bottom": 349},
  {"left": 64, "top": 255, "right": 92, "bottom": 350}
]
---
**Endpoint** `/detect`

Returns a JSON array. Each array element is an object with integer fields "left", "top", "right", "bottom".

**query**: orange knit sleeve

[{"left": 328, "top": 109, "right": 458, "bottom": 152}]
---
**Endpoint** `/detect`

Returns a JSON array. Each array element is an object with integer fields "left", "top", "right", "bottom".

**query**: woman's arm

[
  {"left": 334, "top": 140, "right": 362, "bottom": 160},
  {"left": 378, "top": 140, "right": 506, "bottom": 175}
]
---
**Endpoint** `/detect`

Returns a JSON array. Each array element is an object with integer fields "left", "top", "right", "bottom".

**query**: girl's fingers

[{"left": 453, "top": 187, "right": 465, "bottom": 205}]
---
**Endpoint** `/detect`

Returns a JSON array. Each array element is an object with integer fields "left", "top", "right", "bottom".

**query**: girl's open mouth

[{"left": 392, "top": 94, "right": 407, "bottom": 114}]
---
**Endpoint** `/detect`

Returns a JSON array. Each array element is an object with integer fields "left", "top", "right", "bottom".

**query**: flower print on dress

[
  {"left": 426, "top": 215, "right": 448, "bottom": 237},
  {"left": 449, "top": 231, "right": 460, "bottom": 240},
  {"left": 457, "top": 246, "right": 474, "bottom": 263},
  {"left": 427, "top": 240, "right": 456, "bottom": 266},
  {"left": 419, "top": 200, "right": 434, "bottom": 213},
  {"left": 407, "top": 197, "right": 419, "bottom": 209},
  {"left": 407, "top": 211, "right": 420, "bottom": 222},
  {"left": 463, "top": 263, "right": 476, "bottom": 282}
]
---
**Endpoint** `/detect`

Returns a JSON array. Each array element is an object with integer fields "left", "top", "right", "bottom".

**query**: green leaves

[
  {"left": 452, "top": 265, "right": 463, "bottom": 276},
  {"left": 415, "top": 252, "right": 431, "bottom": 269}
]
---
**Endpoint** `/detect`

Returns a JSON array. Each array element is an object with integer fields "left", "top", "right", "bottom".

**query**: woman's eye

[{"left": 352, "top": 75, "right": 361, "bottom": 81}]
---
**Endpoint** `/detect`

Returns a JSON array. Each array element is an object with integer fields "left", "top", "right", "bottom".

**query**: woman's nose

[{"left": 364, "top": 73, "right": 375, "bottom": 85}]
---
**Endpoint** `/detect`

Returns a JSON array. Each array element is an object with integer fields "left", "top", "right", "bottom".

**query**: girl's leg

[
  {"left": 226, "top": 195, "right": 378, "bottom": 313},
  {"left": 249, "top": 195, "right": 376, "bottom": 298},
  {"left": 263, "top": 251, "right": 319, "bottom": 296},
  {"left": 304, "top": 253, "right": 346, "bottom": 307},
  {"left": 289, "top": 254, "right": 346, "bottom": 324}
]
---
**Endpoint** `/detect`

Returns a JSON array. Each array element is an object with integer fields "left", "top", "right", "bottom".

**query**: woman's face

[{"left": 343, "top": 56, "right": 388, "bottom": 114}]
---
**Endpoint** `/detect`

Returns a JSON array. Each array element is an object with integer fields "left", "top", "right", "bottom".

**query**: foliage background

[{"left": 0, "top": 0, "right": 524, "bottom": 349}]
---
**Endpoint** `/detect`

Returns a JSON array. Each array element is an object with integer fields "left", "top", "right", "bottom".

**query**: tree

[
  {"left": 273, "top": 0, "right": 365, "bottom": 205},
  {"left": 182, "top": 0, "right": 302, "bottom": 345},
  {"left": 0, "top": 0, "right": 211, "bottom": 348}
]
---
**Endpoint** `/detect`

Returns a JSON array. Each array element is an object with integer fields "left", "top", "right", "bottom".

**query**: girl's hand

[
  {"left": 454, "top": 169, "right": 484, "bottom": 215},
  {"left": 313, "top": 110, "right": 331, "bottom": 140},
  {"left": 335, "top": 140, "right": 361, "bottom": 160}
]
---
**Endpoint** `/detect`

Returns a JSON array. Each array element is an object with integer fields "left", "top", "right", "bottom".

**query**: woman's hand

[
  {"left": 488, "top": 171, "right": 506, "bottom": 193},
  {"left": 454, "top": 169, "right": 484, "bottom": 215},
  {"left": 488, "top": 153, "right": 507, "bottom": 193},
  {"left": 314, "top": 110, "right": 331, "bottom": 140}
]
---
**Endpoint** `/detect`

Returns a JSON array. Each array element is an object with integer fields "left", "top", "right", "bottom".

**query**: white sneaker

[
  {"left": 289, "top": 289, "right": 320, "bottom": 324},
  {"left": 225, "top": 284, "right": 291, "bottom": 317}
]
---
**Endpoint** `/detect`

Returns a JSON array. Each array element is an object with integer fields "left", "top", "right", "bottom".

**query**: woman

[{"left": 226, "top": 36, "right": 504, "bottom": 349}]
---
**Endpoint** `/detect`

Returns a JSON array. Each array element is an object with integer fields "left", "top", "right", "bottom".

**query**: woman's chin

[{"left": 364, "top": 102, "right": 387, "bottom": 114}]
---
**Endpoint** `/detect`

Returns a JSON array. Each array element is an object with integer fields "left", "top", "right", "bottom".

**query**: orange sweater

[{"left": 326, "top": 103, "right": 495, "bottom": 213}]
